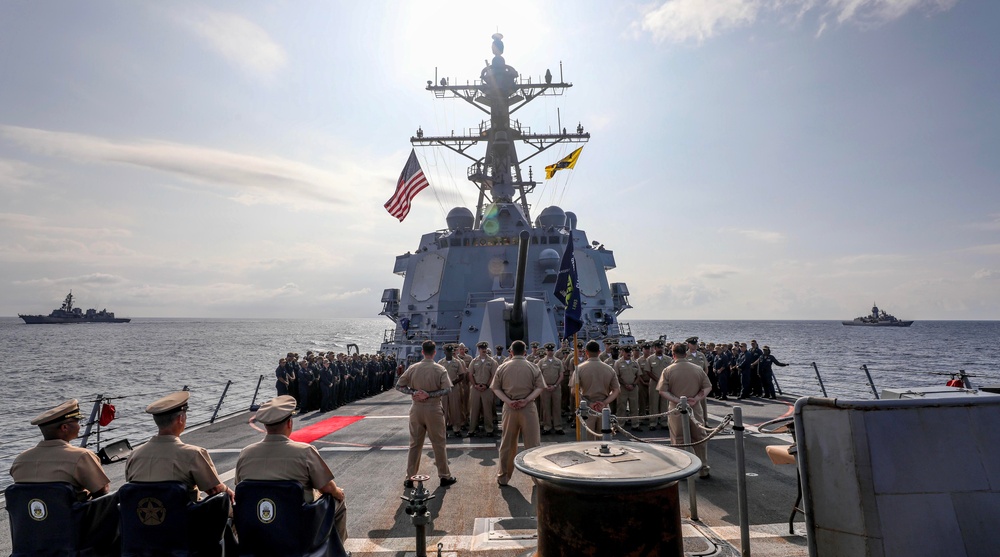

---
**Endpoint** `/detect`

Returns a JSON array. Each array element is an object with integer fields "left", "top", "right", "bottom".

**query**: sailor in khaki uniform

[
  {"left": 237, "top": 395, "right": 349, "bottom": 542},
  {"left": 613, "top": 346, "right": 642, "bottom": 430},
  {"left": 490, "top": 340, "right": 545, "bottom": 486},
  {"left": 569, "top": 340, "right": 620, "bottom": 440},
  {"left": 468, "top": 341, "right": 498, "bottom": 437},
  {"left": 537, "top": 343, "right": 566, "bottom": 435},
  {"left": 527, "top": 342, "right": 541, "bottom": 363},
  {"left": 126, "top": 391, "right": 233, "bottom": 502},
  {"left": 636, "top": 343, "right": 652, "bottom": 423},
  {"left": 645, "top": 340, "right": 671, "bottom": 430},
  {"left": 657, "top": 343, "right": 712, "bottom": 478},
  {"left": 438, "top": 344, "right": 468, "bottom": 437},
  {"left": 457, "top": 343, "right": 473, "bottom": 426},
  {"left": 396, "top": 340, "right": 457, "bottom": 487},
  {"left": 10, "top": 399, "right": 110, "bottom": 500}
]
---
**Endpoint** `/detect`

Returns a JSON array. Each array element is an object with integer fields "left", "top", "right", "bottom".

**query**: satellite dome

[
  {"left": 446, "top": 207, "right": 475, "bottom": 230},
  {"left": 538, "top": 248, "right": 560, "bottom": 272},
  {"left": 537, "top": 206, "right": 566, "bottom": 228}
]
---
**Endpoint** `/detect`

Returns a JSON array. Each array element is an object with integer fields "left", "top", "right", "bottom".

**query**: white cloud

[
  {"left": 637, "top": 0, "right": 960, "bottom": 44},
  {"left": 0, "top": 158, "right": 42, "bottom": 191},
  {"left": 0, "top": 126, "right": 348, "bottom": 211},
  {"left": 171, "top": 6, "right": 286, "bottom": 78},
  {"left": 640, "top": 0, "right": 762, "bottom": 44},
  {"left": 318, "top": 288, "right": 373, "bottom": 301},
  {"left": 973, "top": 269, "right": 999, "bottom": 280},
  {"left": 968, "top": 214, "right": 1000, "bottom": 231},
  {"left": 0, "top": 213, "right": 131, "bottom": 239},
  {"left": 14, "top": 273, "right": 127, "bottom": 287},
  {"left": 719, "top": 227, "right": 786, "bottom": 243}
]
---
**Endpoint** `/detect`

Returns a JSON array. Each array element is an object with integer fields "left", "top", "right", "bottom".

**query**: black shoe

[
  {"left": 403, "top": 479, "right": 414, "bottom": 489},
  {"left": 440, "top": 476, "right": 458, "bottom": 487},
  {"left": 555, "top": 429, "right": 565, "bottom": 435},
  {"left": 541, "top": 429, "right": 551, "bottom": 435}
]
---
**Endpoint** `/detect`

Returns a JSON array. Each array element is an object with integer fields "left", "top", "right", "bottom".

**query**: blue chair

[
  {"left": 234, "top": 480, "right": 347, "bottom": 557},
  {"left": 118, "top": 482, "right": 229, "bottom": 557},
  {"left": 5, "top": 482, "right": 120, "bottom": 557}
]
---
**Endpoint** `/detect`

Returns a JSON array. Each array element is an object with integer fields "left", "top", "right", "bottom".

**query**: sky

[{"left": 1, "top": 0, "right": 998, "bottom": 320}]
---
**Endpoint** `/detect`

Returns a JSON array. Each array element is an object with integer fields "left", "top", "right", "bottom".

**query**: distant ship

[
  {"left": 18, "top": 292, "right": 131, "bottom": 324},
  {"left": 842, "top": 303, "right": 912, "bottom": 327}
]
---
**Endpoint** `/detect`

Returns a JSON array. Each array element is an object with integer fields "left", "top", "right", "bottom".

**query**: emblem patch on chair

[
  {"left": 136, "top": 497, "right": 167, "bottom": 526},
  {"left": 28, "top": 499, "right": 47, "bottom": 521},
  {"left": 257, "top": 498, "right": 276, "bottom": 524}
]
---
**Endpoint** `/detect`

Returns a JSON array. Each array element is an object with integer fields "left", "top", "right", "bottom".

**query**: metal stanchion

[
  {"left": 861, "top": 365, "right": 880, "bottom": 399},
  {"left": 679, "top": 396, "right": 698, "bottom": 521},
  {"left": 601, "top": 407, "right": 612, "bottom": 441},
  {"left": 811, "top": 362, "right": 828, "bottom": 397},
  {"left": 733, "top": 406, "right": 750, "bottom": 556}
]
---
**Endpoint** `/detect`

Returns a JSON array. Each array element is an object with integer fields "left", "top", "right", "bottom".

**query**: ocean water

[{"left": 2, "top": 316, "right": 998, "bottom": 487}]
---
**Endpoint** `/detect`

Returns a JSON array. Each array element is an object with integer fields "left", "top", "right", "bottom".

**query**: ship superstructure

[{"left": 379, "top": 34, "right": 634, "bottom": 361}]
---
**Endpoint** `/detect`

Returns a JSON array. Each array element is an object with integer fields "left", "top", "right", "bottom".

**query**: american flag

[{"left": 384, "top": 149, "right": 429, "bottom": 221}]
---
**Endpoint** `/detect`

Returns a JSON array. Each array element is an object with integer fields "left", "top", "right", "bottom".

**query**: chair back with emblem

[
  {"left": 6, "top": 482, "right": 82, "bottom": 556},
  {"left": 234, "top": 480, "right": 347, "bottom": 557},
  {"left": 5, "top": 482, "right": 120, "bottom": 557},
  {"left": 119, "top": 481, "right": 229, "bottom": 557}
]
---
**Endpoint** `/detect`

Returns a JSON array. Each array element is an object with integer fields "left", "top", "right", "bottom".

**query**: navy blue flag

[{"left": 554, "top": 231, "right": 582, "bottom": 339}]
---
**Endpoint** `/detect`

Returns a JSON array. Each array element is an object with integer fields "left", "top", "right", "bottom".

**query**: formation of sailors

[
  {"left": 275, "top": 350, "right": 398, "bottom": 412},
  {"left": 9, "top": 393, "right": 348, "bottom": 555}
]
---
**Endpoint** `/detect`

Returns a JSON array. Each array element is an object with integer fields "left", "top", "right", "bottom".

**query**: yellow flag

[{"left": 544, "top": 147, "right": 583, "bottom": 180}]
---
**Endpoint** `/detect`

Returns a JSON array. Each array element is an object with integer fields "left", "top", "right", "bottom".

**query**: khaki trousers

[
  {"left": 647, "top": 382, "right": 664, "bottom": 427},
  {"left": 539, "top": 387, "right": 563, "bottom": 431},
  {"left": 443, "top": 387, "right": 464, "bottom": 433},
  {"left": 469, "top": 386, "right": 495, "bottom": 432},
  {"left": 619, "top": 385, "right": 640, "bottom": 425},
  {"left": 667, "top": 404, "right": 708, "bottom": 470},
  {"left": 497, "top": 403, "right": 540, "bottom": 484},
  {"left": 407, "top": 401, "right": 451, "bottom": 479}
]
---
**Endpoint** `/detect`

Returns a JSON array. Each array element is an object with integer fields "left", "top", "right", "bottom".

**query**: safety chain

[
  {"left": 578, "top": 407, "right": 681, "bottom": 421},
  {"left": 575, "top": 411, "right": 735, "bottom": 448}
]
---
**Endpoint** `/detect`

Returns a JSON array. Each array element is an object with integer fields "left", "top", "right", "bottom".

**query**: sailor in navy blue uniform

[{"left": 753, "top": 346, "right": 788, "bottom": 399}]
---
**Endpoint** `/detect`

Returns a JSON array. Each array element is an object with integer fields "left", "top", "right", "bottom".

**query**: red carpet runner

[{"left": 290, "top": 416, "right": 365, "bottom": 444}]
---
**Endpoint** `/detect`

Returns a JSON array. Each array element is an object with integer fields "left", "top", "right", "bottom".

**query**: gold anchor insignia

[{"left": 136, "top": 497, "right": 167, "bottom": 526}]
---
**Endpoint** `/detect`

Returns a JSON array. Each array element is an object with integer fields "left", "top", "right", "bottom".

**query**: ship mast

[{"left": 411, "top": 33, "right": 589, "bottom": 228}]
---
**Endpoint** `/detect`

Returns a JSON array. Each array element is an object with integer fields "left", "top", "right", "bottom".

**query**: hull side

[{"left": 19, "top": 315, "right": 131, "bottom": 324}]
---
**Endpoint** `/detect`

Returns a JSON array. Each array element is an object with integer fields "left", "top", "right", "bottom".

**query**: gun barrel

[{"left": 510, "top": 230, "right": 530, "bottom": 330}]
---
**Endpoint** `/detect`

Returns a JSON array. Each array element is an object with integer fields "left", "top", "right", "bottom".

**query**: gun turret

[{"left": 508, "top": 230, "right": 530, "bottom": 342}]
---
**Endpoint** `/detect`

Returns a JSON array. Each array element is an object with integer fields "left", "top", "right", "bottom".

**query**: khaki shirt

[
  {"left": 460, "top": 353, "right": 473, "bottom": 367},
  {"left": 490, "top": 356, "right": 545, "bottom": 400},
  {"left": 397, "top": 359, "right": 453, "bottom": 405},
  {"left": 614, "top": 358, "right": 641, "bottom": 386},
  {"left": 570, "top": 357, "right": 620, "bottom": 401},
  {"left": 470, "top": 356, "right": 498, "bottom": 386},
  {"left": 236, "top": 434, "right": 334, "bottom": 502},
  {"left": 647, "top": 354, "right": 671, "bottom": 383},
  {"left": 685, "top": 351, "right": 709, "bottom": 373},
  {"left": 438, "top": 357, "right": 467, "bottom": 383},
  {"left": 10, "top": 439, "right": 109, "bottom": 501},
  {"left": 637, "top": 355, "right": 652, "bottom": 383},
  {"left": 126, "top": 435, "right": 222, "bottom": 501},
  {"left": 537, "top": 357, "right": 564, "bottom": 386},
  {"left": 657, "top": 360, "right": 712, "bottom": 405}
]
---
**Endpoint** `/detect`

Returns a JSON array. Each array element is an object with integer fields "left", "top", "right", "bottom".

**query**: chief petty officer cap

[
  {"left": 686, "top": 336, "right": 699, "bottom": 345},
  {"left": 145, "top": 391, "right": 190, "bottom": 415},
  {"left": 544, "top": 343, "right": 556, "bottom": 350},
  {"left": 530, "top": 341, "right": 539, "bottom": 347},
  {"left": 652, "top": 340, "right": 664, "bottom": 347},
  {"left": 444, "top": 343, "right": 454, "bottom": 352},
  {"left": 477, "top": 341, "right": 490, "bottom": 349},
  {"left": 254, "top": 395, "right": 298, "bottom": 425},
  {"left": 30, "top": 399, "right": 83, "bottom": 426}
]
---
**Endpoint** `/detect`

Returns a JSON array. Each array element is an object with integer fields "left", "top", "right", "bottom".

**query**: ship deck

[{"left": 0, "top": 390, "right": 808, "bottom": 557}]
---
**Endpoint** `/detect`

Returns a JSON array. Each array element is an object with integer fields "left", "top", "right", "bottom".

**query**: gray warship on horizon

[
  {"left": 842, "top": 303, "right": 913, "bottom": 327},
  {"left": 379, "top": 34, "right": 634, "bottom": 362},
  {"left": 18, "top": 291, "right": 131, "bottom": 324}
]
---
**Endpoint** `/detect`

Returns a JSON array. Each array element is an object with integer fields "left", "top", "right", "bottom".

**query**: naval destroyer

[
  {"left": 379, "top": 34, "right": 634, "bottom": 361},
  {"left": 18, "top": 291, "right": 130, "bottom": 324},
  {"left": 842, "top": 303, "right": 913, "bottom": 327}
]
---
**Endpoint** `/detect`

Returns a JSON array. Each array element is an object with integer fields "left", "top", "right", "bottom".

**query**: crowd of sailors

[
  {"left": 274, "top": 351, "right": 399, "bottom": 412},
  {"left": 385, "top": 336, "right": 788, "bottom": 439}
]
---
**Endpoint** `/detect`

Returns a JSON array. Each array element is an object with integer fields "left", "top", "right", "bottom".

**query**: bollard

[
  {"left": 679, "top": 396, "right": 698, "bottom": 521},
  {"left": 733, "top": 406, "right": 750, "bottom": 556},
  {"left": 601, "top": 407, "right": 612, "bottom": 441}
]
